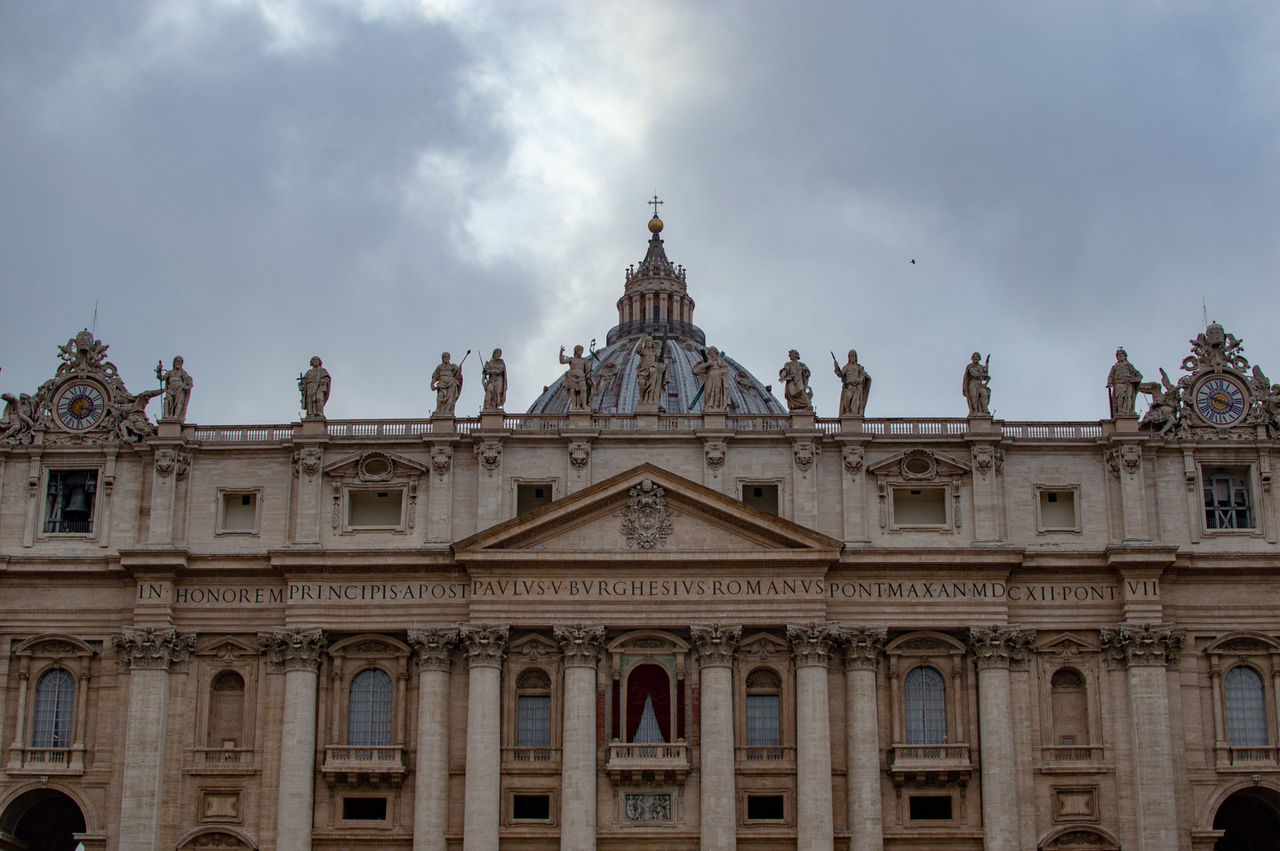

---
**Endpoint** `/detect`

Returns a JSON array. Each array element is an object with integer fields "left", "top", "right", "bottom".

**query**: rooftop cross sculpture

[{"left": 648, "top": 194, "right": 664, "bottom": 216}]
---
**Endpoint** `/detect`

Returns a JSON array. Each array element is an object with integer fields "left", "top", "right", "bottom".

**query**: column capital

[
  {"left": 553, "top": 623, "right": 607, "bottom": 667},
  {"left": 1100, "top": 622, "right": 1184, "bottom": 668},
  {"left": 690, "top": 623, "right": 741, "bottom": 668},
  {"left": 459, "top": 624, "right": 509, "bottom": 668},
  {"left": 969, "top": 625, "right": 1035, "bottom": 671},
  {"left": 839, "top": 625, "right": 887, "bottom": 671},
  {"left": 259, "top": 627, "right": 326, "bottom": 673},
  {"left": 111, "top": 626, "right": 195, "bottom": 671},
  {"left": 408, "top": 627, "right": 459, "bottom": 672},
  {"left": 787, "top": 622, "right": 841, "bottom": 667}
]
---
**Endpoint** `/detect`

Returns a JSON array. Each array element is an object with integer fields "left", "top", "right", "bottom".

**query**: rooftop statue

[
  {"left": 115, "top": 388, "right": 163, "bottom": 443},
  {"left": 298, "top": 356, "right": 330, "bottom": 419},
  {"left": 1106, "top": 348, "right": 1143, "bottom": 418},
  {"left": 431, "top": 351, "right": 464, "bottom": 417},
  {"left": 833, "top": 349, "right": 871, "bottom": 417},
  {"left": 0, "top": 393, "right": 36, "bottom": 444},
  {"left": 963, "top": 352, "right": 991, "bottom": 416},
  {"left": 692, "top": 346, "right": 731, "bottom": 413},
  {"left": 559, "top": 345, "right": 593, "bottom": 411},
  {"left": 156, "top": 356, "right": 193, "bottom": 422},
  {"left": 482, "top": 349, "right": 507, "bottom": 411},
  {"left": 1139, "top": 368, "right": 1181, "bottom": 438},
  {"left": 635, "top": 335, "right": 669, "bottom": 410},
  {"left": 779, "top": 350, "right": 813, "bottom": 412}
]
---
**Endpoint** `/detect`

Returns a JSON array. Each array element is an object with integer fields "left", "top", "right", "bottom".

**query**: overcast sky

[{"left": 2, "top": 1, "right": 1278, "bottom": 424}]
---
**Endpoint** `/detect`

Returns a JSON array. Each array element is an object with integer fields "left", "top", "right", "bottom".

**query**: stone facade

[{"left": 2, "top": 217, "right": 1280, "bottom": 849}]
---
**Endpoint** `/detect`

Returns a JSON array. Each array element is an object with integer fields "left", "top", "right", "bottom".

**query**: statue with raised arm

[
  {"left": 693, "top": 346, "right": 731, "bottom": 412},
  {"left": 779, "top": 349, "right": 813, "bottom": 412},
  {"left": 635, "top": 335, "right": 669, "bottom": 408},
  {"left": 833, "top": 349, "right": 871, "bottom": 416},
  {"left": 1139, "top": 367, "right": 1180, "bottom": 438},
  {"left": 481, "top": 348, "right": 507, "bottom": 410},
  {"left": 1106, "top": 348, "right": 1142, "bottom": 418},
  {"left": 299, "top": 356, "right": 331, "bottom": 419},
  {"left": 156, "top": 356, "right": 194, "bottom": 422},
  {"left": 962, "top": 352, "right": 991, "bottom": 416},
  {"left": 559, "top": 344, "right": 593, "bottom": 411},
  {"left": 115, "top": 389, "right": 163, "bottom": 443},
  {"left": 0, "top": 393, "right": 36, "bottom": 444},
  {"left": 431, "top": 352, "right": 464, "bottom": 416}
]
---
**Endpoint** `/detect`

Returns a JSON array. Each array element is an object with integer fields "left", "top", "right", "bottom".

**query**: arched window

[
  {"left": 903, "top": 666, "right": 946, "bottom": 745},
  {"left": 516, "top": 668, "right": 552, "bottom": 753},
  {"left": 745, "top": 668, "right": 781, "bottom": 755},
  {"left": 1225, "top": 666, "right": 1269, "bottom": 747},
  {"left": 1050, "top": 668, "right": 1089, "bottom": 747},
  {"left": 348, "top": 668, "right": 393, "bottom": 746},
  {"left": 32, "top": 669, "right": 75, "bottom": 748},
  {"left": 207, "top": 671, "right": 246, "bottom": 748}
]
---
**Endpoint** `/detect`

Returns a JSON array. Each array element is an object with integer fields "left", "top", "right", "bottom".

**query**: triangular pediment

[
  {"left": 1037, "top": 633, "right": 1100, "bottom": 655},
  {"left": 867, "top": 448, "right": 970, "bottom": 479},
  {"left": 323, "top": 449, "right": 429, "bottom": 478},
  {"left": 194, "top": 636, "right": 259, "bottom": 661},
  {"left": 455, "top": 464, "right": 840, "bottom": 562}
]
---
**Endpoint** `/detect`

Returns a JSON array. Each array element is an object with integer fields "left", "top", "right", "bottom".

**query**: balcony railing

[
  {"left": 606, "top": 741, "right": 690, "bottom": 784},
  {"left": 1216, "top": 745, "right": 1280, "bottom": 768},
  {"left": 8, "top": 746, "right": 83, "bottom": 774},
  {"left": 1041, "top": 744, "right": 1106, "bottom": 763},
  {"left": 321, "top": 744, "right": 407, "bottom": 786},
  {"left": 736, "top": 745, "right": 795, "bottom": 765},
  {"left": 502, "top": 746, "right": 560, "bottom": 768},
  {"left": 186, "top": 747, "right": 257, "bottom": 774},
  {"left": 889, "top": 743, "right": 972, "bottom": 784}
]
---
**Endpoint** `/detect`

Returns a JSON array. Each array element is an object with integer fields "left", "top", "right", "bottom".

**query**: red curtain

[{"left": 625, "top": 663, "right": 671, "bottom": 742}]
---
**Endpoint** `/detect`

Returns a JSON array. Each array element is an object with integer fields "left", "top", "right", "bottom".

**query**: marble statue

[
  {"left": 299, "top": 356, "right": 331, "bottom": 419},
  {"left": 0, "top": 393, "right": 36, "bottom": 443},
  {"left": 963, "top": 352, "right": 991, "bottom": 416},
  {"left": 431, "top": 352, "right": 464, "bottom": 416},
  {"left": 692, "top": 346, "right": 731, "bottom": 412},
  {"left": 779, "top": 349, "right": 813, "bottom": 412},
  {"left": 635, "top": 335, "right": 669, "bottom": 407},
  {"left": 155, "top": 356, "right": 194, "bottom": 422},
  {"left": 833, "top": 349, "right": 871, "bottom": 417},
  {"left": 115, "top": 389, "right": 163, "bottom": 443},
  {"left": 560, "top": 345, "right": 593, "bottom": 411},
  {"left": 1264, "top": 384, "right": 1280, "bottom": 435},
  {"left": 1139, "top": 367, "right": 1180, "bottom": 437},
  {"left": 1106, "top": 348, "right": 1142, "bottom": 418},
  {"left": 481, "top": 349, "right": 507, "bottom": 410}
]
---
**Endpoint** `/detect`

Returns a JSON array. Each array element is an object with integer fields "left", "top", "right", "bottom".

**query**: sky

[{"left": 2, "top": 1, "right": 1278, "bottom": 424}]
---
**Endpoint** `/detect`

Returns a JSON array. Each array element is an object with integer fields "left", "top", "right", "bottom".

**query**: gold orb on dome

[{"left": 648, "top": 215, "right": 664, "bottom": 234}]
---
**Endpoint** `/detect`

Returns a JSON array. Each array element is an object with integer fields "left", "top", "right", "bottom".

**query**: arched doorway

[
  {"left": 0, "top": 789, "right": 86, "bottom": 851},
  {"left": 1214, "top": 787, "right": 1280, "bottom": 850}
]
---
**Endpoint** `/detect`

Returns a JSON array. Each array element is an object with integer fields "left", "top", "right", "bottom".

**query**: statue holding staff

[
  {"left": 481, "top": 348, "right": 507, "bottom": 411},
  {"left": 298, "top": 356, "right": 331, "bottom": 419},
  {"left": 832, "top": 349, "right": 871, "bottom": 417},
  {"left": 962, "top": 352, "right": 991, "bottom": 416},
  {"left": 155, "top": 356, "right": 194, "bottom": 422}
]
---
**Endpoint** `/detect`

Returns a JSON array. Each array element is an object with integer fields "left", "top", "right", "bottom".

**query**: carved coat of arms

[{"left": 619, "top": 479, "right": 676, "bottom": 549}]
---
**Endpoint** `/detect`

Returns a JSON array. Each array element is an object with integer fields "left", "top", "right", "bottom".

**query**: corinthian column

[
  {"left": 787, "top": 624, "right": 839, "bottom": 851},
  {"left": 260, "top": 628, "right": 326, "bottom": 851},
  {"left": 841, "top": 627, "right": 886, "bottom": 851},
  {"left": 408, "top": 628, "right": 459, "bottom": 851},
  {"left": 111, "top": 626, "right": 196, "bottom": 850},
  {"left": 691, "top": 624, "right": 740, "bottom": 851},
  {"left": 460, "top": 625, "right": 508, "bottom": 851},
  {"left": 555, "top": 624, "right": 607, "bottom": 851},
  {"left": 1101, "top": 623, "right": 1184, "bottom": 851},
  {"left": 969, "top": 626, "right": 1034, "bottom": 851}
]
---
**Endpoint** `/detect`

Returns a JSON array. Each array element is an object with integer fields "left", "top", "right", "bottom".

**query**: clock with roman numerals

[
  {"left": 53, "top": 381, "right": 108, "bottom": 431},
  {"left": 1193, "top": 374, "right": 1248, "bottom": 428}
]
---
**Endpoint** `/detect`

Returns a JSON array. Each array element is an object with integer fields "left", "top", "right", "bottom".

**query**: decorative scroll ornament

[
  {"left": 1104, "top": 445, "right": 1141, "bottom": 477},
  {"left": 475, "top": 440, "right": 502, "bottom": 476},
  {"left": 842, "top": 445, "right": 865, "bottom": 475},
  {"left": 1100, "top": 623, "right": 1184, "bottom": 668},
  {"left": 690, "top": 623, "right": 741, "bottom": 667},
  {"left": 787, "top": 622, "right": 841, "bottom": 666},
  {"left": 459, "top": 624, "right": 509, "bottom": 668},
  {"left": 972, "top": 445, "right": 1004, "bottom": 476},
  {"left": 1182, "top": 322, "right": 1248, "bottom": 374},
  {"left": 619, "top": 479, "right": 676, "bottom": 549},
  {"left": 840, "top": 626, "right": 888, "bottom": 671},
  {"left": 407, "top": 627, "right": 459, "bottom": 671},
  {"left": 175, "top": 452, "right": 192, "bottom": 480},
  {"left": 258, "top": 628, "right": 326, "bottom": 673},
  {"left": 356, "top": 452, "right": 395, "bottom": 482},
  {"left": 112, "top": 626, "right": 196, "bottom": 671},
  {"left": 568, "top": 441, "right": 591, "bottom": 469},
  {"left": 792, "top": 440, "right": 816, "bottom": 472},
  {"left": 296, "top": 447, "right": 323, "bottom": 480},
  {"left": 969, "top": 625, "right": 1035, "bottom": 670},
  {"left": 553, "top": 623, "right": 607, "bottom": 666},
  {"left": 155, "top": 448, "right": 177, "bottom": 477},
  {"left": 704, "top": 440, "right": 726, "bottom": 470},
  {"left": 900, "top": 449, "right": 937, "bottom": 481},
  {"left": 430, "top": 444, "right": 453, "bottom": 476}
]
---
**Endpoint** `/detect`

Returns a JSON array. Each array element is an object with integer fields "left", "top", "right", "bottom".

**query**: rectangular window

[
  {"left": 892, "top": 487, "right": 946, "bottom": 526},
  {"left": 218, "top": 491, "right": 259, "bottom": 533},
  {"left": 745, "top": 694, "right": 780, "bottom": 747},
  {"left": 517, "top": 695, "right": 551, "bottom": 748},
  {"left": 908, "top": 795, "right": 953, "bottom": 820},
  {"left": 742, "top": 483, "right": 779, "bottom": 515},
  {"left": 1037, "top": 488, "right": 1079, "bottom": 532},
  {"left": 1203, "top": 467, "right": 1254, "bottom": 530},
  {"left": 516, "top": 483, "right": 554, "bottom": 516},
  {"left": 43, "top": 470, "right": 97, "bottom": 534},
  {"left": 347, "top": 490, "right": 404, "bottom": 528},
  {"left": 341, "top": 797, "right": 387, "bottom": 821},
  {"left": 512, "top": 794, "right": 551, "bottom": 821},
  {"left": 745, "top": 794, "right": 785, "bottom": 821}
]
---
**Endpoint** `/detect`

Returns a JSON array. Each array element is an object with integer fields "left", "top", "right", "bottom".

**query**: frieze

[
  {"left": 554, "top": 623, "right": 607, "bottom": 667},
  {"left": 690, "top": 623, "right": 740, "bottom": 667},
  {"left": 258, "top": 628, "right": 326, "bottom": 673},
  {"left": 112, "top": 626, "right": 196, "bottom": 671},
  {"left": 407, "top": 627, "right": 458, "bottom": 672},
  {"left": 787, "top": 622, "right": 840, "bottom": 666},
  {"left": 624, "top": 793, "right": 672, "bottom": 823},
  {"left": 459, "top": 624, "right": 508, "bottom": 668}
]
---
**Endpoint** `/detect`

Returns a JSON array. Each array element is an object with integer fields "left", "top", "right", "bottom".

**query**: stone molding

[
  {"left": 258, "top": 628, "right": 326, "bottom": 673},
  {"left": 840, "top": 626, "right": 887, "bottom": 671},
  {"left": 553, "top": 623, "right": 607, "bottom": 668},
  {"left": 459, "top": 624, "right": 509, "bottom": 668},
  {"left": 112, "top": 626, "right": 196, "bottom": 672},
  {"left": 1100, "top": 623, "right": 1184, "bottom": 668},
  {"left": 969, "top": 625, "right": 1035, "bottom": 670},
  {"left": 787, "top": 622, "right": 841, "bottom": 667},
  {"left": 408, "top": 627, "right": 459, "bottom": 672},
  {"left": 690, "top": 623, "right": 741, "bottom": 668}
]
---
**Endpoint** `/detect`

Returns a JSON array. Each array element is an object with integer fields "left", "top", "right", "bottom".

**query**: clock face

[
  {"left": 54, "top": 382, "right": 107, "bottom": 431},
  {"left": 1193, "top": 375, "right": 1248, "bottom": 427}
]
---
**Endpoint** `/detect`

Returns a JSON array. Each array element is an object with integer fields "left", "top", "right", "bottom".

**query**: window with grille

[
  {"left": 903, "top": 666, "right": 946, "bottom": 745},
  {"left": 32, "top": 669, "right": 75, "bottom": 748},
  {"left": 1203, "top": 467, "right": 1254, "bottom": 530},
  {"left": 347, "top": 668, "right": 392, "bottom": 746},
  {"left": 745, "top": 668, "right": 781, "bottom": 750},
  {"left": 517, "top": 696, "right": 551, "bottom": 747},
  {"left": 1225, "top": 666, "right": 1269, "bottom": 747}
]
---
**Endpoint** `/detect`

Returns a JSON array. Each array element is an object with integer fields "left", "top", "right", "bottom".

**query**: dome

[{"left": 527, "top": 209, "right": 785, "bottom": 416}]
